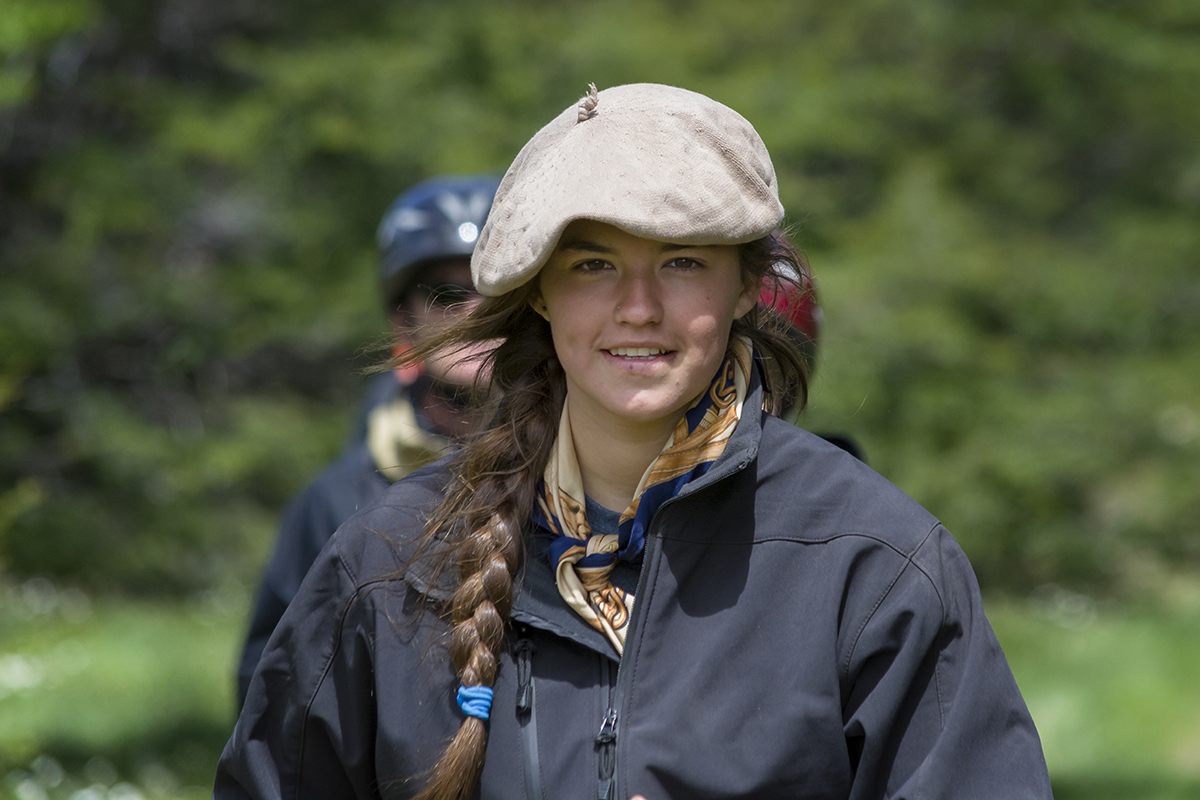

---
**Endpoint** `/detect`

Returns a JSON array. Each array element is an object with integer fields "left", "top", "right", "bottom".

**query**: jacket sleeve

[
  {"left": 217, "top": 531, "right": 382, "bottom": 800},
  {"left": 841, "top": 524, "right": 1052, "bottom": 800},
  {"left": 235, "top": 481, "right": 343, "bottom": 709},
  {"left": 236, "top": 446, "right": 390, "bottom": 709}
]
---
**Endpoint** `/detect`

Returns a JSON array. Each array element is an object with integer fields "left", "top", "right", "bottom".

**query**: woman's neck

[{"left": 564, "top": 396, "right": 681, "bottom": 512}]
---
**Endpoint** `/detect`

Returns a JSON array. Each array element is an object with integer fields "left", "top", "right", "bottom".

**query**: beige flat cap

[{"left": 472, "top": 83, "right": 784, "bottom": 296}]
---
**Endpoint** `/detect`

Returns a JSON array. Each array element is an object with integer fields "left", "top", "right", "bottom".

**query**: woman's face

[{"left": 534, "top": 220, "right": 758, "bottom": 434}]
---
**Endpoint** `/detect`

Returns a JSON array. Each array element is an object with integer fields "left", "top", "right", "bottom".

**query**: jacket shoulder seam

[
  {"left": 841, "top": 522, "right": 943, "bottom": 682},
  {"left": 902, "top": 522, "right": 952, "bottom": 728},
  {"left": 658, "top": 529, "right": 930, "bottom": 558}
]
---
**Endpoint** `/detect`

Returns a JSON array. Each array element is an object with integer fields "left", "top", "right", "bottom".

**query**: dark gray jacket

[
  {"left": 236, "top": 442, "right": 390, "bottom": 707},
  {"left": 216, "top": 382, "right": 1052, "bottom": 800}
]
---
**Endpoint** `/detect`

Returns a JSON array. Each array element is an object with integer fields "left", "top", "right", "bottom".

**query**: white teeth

[{"left": 611, "top": 347, "right": 665, "bottom": 357}]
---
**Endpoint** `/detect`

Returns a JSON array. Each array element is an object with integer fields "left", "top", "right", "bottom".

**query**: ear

[
  {"left": 530, "top": 294, "right": 551, "bottom": 321},
  {"left": 732, "top": 278, "right": 759, "bottom": 320}
]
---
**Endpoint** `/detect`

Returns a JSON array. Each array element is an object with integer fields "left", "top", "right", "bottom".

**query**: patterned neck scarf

[{"left": 535, "top": 337, "right": 754, "bottom": 654}]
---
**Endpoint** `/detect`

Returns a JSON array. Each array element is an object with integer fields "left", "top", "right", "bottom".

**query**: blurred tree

[{"left": 1, "top": 0, "right": 1197, "bottom": 596}]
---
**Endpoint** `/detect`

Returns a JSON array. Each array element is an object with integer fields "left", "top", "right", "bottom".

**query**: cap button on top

[{"left": 577, "top": 82, "right": 600, "bottom": 123}]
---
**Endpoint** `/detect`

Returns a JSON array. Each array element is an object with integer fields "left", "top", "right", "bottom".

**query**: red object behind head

[{"left": 759, "top": 264, "right": 821, "bottom": 372}]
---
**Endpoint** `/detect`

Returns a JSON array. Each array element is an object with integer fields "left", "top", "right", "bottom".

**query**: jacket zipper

[
  {"left": 514, "top": 631, "right": 546, "bottom": 800},
  {"left": 595, "top": 704, "right": 618, "bottom": 800},
  {"left": 593, "top": 525, "right": 662, "bottom": 800},
  {"left": 594, "top": 465, "right": 744, "bottom": 800},
  {"left": 595, "top": 656, "right": 618, "bottom": 800}
]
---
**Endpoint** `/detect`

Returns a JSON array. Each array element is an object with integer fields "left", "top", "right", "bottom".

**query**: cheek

[
  {"left": 684, "top": 309, "right": 723, "bottom": 340},
  {"left": 682, "top": 316, "right": 732, "bottom": 374},
  {"left": 539, "top": 279, "right": 578, "bottom": 325},
  {"left": 687, "top": 288, "right": 738, "bottom": 338},
  {"left": 545, "top": 306, "right": 589, "bottom": 372},
  {"left": 683, "top": 293, "right": 742, "bottom": 369},
  {"left": 544, "top": 284, "right": 598, "bottom": 335}
]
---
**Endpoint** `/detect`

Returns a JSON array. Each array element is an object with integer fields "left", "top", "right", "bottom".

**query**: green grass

[
  {"left": 3, "top": 579, "right": 1200, "bottom": 799},
  {"left": 990, "top": 591, "right": 1200, "bottom": 799},
  {"left": 0, "top": 581, "right": 243, "bottom": 800}
]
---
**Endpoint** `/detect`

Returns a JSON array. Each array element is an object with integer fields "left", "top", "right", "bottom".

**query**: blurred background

[{"left": 1, "top": 0, "right": 1198, "bottom": 797}]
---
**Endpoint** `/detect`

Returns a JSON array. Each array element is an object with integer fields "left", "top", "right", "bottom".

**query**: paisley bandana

[{"left": 535, "top": 337, "right": 754, "bottom": 654}]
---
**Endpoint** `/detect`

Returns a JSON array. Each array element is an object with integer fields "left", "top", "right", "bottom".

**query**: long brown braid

[{"left": 396, "top": 231, "right": 810, "bottom": 800}]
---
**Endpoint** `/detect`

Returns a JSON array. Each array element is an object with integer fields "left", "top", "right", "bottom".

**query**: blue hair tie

[{"left": 457, "top": 685, "right": 493, "bottom": 720}]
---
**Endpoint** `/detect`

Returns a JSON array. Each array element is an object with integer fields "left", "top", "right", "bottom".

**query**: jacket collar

[{"left": 675, "top": 366, "right": 763, "bottom": 500}]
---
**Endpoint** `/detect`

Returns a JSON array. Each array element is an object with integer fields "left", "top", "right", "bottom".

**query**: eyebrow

[
  {"left": 556, "top": 239, "right": 696, "bottom": 254},
  {"left": 557, "top": 239, "right": 614, "bottom": 254}
]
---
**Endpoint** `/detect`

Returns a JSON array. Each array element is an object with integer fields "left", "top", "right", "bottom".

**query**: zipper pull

[
  {"left": 514, "top": 637, "right": 535, "bottom": 714},
  {"left": 596, "top": 707, "right": 618, "bottom": 744},
  {"left": 596, "top": 707, "right": 618, "bottom": 800}
]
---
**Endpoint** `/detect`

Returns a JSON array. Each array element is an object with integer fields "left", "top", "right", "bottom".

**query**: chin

[{"left": 609, "top": 399, "right": 691, "bottom": 426}]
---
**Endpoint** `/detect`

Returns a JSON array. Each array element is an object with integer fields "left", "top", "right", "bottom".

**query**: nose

[{"left": 614, "top": 272, "right": 663, "bottom": 326}]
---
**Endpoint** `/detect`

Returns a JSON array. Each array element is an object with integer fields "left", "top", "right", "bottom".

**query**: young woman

[{"left": 216, "top": 83, "right": 1052, "bottom": 800}]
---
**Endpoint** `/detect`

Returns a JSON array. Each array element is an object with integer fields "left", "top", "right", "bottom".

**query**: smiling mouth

[{"left": 607, "top": 347, "right": 669, "bottom": 359}]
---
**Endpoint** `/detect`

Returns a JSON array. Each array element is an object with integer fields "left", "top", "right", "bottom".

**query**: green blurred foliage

[
  {"left": 0, "top": 579, "right": 241, "bottom": 797},
  {"left": 990, "top": 593, "right": 1200, "bottom": 796},
  {"left": 0, "top": 0, "right": 1197, "bottom": 595}
]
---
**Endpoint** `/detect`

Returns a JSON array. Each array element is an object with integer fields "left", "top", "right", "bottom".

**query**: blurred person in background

[
  {"left": 218, "top": 83, "right": 1049, "bottom": 800},
  {"left": 234, "top": 174, "right": 500, "bottom": 707}
]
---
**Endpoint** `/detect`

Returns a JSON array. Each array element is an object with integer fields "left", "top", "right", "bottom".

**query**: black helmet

[{"left": 376, "top": 174, "right": 501, "bottom": 309}]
